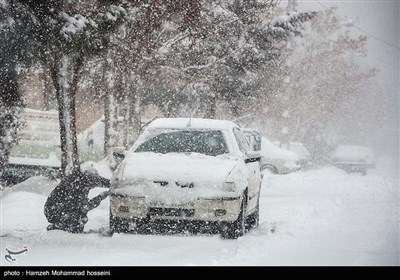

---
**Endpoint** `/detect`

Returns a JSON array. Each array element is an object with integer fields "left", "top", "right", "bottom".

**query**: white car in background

[
  {"left": 243, "top": 128, "right": 262, "bottom": 152},
  {"left": 109, "top": 118, "right": 262, "bottom": 239},
  {"left": 274, "top": 141, "right": 312, "bottom": 168},
  {"left": 260, "top": 137, "right": 300, "bottom": 174},
  {"left": 331, "top": 145, "right": 375, "bottom": 175}
]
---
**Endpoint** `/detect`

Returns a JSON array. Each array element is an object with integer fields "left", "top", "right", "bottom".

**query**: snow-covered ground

[{"left": 0, "top": 156, "right": 398, "bottom": 266}]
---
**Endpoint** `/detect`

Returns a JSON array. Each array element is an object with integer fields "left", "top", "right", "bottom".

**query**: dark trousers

[{"left": 47, "top": 212, "right": 88, "bottom": 233}]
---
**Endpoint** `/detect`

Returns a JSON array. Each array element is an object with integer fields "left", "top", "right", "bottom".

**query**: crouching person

[{"left": 44, "top": 169, "right": 110, "bottom": 233}]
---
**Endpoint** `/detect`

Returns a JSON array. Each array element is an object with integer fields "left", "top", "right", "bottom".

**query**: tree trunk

[
  {"left": 121, "top": 84, "right": 142, "bottom": 148},
  {"left": 104, "top": 90, "right": 111, "bottom": 156},
  {"left": 122, "top": 90, "right": 131, "bottom": 149},
  {"left": 51, "top": 52, "right": 82, "bottom": 177},
  {"left": 103, "top": 56, "right": 121, "bottom": 157},
  {"left": 104, "top": 91, "right": 120, "bottom": 155},
  {"left": 130, "top": 90, "right": 142, "bottom": 145}
]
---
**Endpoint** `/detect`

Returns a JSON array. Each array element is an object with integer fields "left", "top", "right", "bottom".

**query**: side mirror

[{"left": 245, "top": 151, "right": 261, "bottom": 163}]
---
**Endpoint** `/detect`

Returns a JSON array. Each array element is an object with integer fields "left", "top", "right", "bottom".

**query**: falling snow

[{"left": 0, "top": 0, "right": 398, "bottom": 267}]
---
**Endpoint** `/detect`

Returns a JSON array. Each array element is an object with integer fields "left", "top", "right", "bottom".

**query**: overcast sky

[
  {"left": 297, "top": 1, "right": 399, "bottom": 96},
  {"left": 292, "top": 0, "right": 399, "bottom": 155}
]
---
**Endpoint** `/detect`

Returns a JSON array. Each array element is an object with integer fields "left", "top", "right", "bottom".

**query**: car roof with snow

[
  {"left": 261, "top": 137, "right": 299, "bottom": 161},
  {"left": 147, "top": 118, "right": 240, "bottom": 131}
]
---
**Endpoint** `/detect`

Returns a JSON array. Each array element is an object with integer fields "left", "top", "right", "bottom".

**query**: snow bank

[
  {"left": 261, "top": 161, "right": 398, "bottom": 265},
  {"left": 0, "top": 192, "right": 48, "bottom": 237},
  {"left": 0, "top": 157, "right": 397, "bottom": 266}
]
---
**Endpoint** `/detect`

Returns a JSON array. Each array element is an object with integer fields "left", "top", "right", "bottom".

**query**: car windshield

[{"left": 134, "top": 129, "right": 229, "bottom": 156}]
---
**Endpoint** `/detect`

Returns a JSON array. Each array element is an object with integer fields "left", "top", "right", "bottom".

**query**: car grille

[
  {"left": 149, "top": 207, "right": 195, "bottom": 217},
  {"left": 119, "top": 206, "right": 130, "bottom": 213}
]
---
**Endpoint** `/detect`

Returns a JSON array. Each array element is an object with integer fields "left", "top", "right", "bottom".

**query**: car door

[{"left": 232, "top": 128, "right": 261, "bottom": 214}]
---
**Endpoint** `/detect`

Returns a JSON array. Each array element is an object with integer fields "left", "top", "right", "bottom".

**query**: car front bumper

[
  {"left": 110, "top": 194, "right": 242, "bottom": 222},
  {"left": 333, "top": 162, "right": 367, "bottom": 172}
]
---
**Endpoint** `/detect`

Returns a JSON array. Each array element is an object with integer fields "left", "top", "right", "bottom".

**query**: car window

[
  {"left": 233, "top": 128, "right": 250, "bottom": 154},
  {"left": 134, "top": 129, "right": 229, "bottom": 156}
]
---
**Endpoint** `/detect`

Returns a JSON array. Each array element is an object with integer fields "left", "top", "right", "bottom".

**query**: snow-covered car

[
  {"left": 243, "top": 128, "right": 262, "bottom": 151},
  {"left": 331, "top": 145, "right": 375, "bottom": 175},
  {"left": 274, "top": 141, "right": 312, "bottom": 168},
  {"left": 109, "top": 118, "right": 262, "bottom": 239},
  {"left": 260, "top": 137, "right": 300, "bottom": 174}
]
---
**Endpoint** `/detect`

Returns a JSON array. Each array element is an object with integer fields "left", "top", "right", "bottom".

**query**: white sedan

[
  {"left": 260, "top": 137, "right": 300, "bottom": 174},
  {"left": 331, "top": 145, "right": 375, "bottom": 175},
  {"left": 109, "top": 118, "right": 262, "bottom": 239}
]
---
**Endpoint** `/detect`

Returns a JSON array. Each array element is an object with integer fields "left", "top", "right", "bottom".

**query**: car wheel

[
  {"left": 109, "top": 210, "right": 128, "bottom": 234},
  {"left": 245, "top": 194, "right": 260, "bottom": 231},
  {"left": 264, "top": 165, "right": 278, "bottom": 174},
  {"left": 220, "top": 196, "right": 246, "bottom": 239}
]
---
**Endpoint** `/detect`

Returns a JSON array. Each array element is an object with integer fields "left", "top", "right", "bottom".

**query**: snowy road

[{"left": 1, "top": 157, "right": 398, "bottom": 266}]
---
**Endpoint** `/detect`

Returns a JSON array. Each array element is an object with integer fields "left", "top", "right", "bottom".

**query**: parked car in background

[
  {"left": 243, "top": 128, "right": 262, "bottom": 151},
  {"left": 109, "top": 118, "right": 262, "bottom": 239},
  {"left": 260, "top": 137, "right": 300, "bottom": 174},
  {"left": 273, "top": 141, "right": 312, "bottom": 168},
  {"left": 331, "top": 145, "right": 375, "bottom": 175}
]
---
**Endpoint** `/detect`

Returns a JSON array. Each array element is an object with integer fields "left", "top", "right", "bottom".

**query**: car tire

[
  {"left": 263, "top": 164, "right": 278, "bottom": 174},
  {"left": 245, "top": 194, "right": 260, "bottom": 231},
  {"left": 109, "top": 210, "right": 128, "bottom": 234},
  {"left": 220, "top": 197, "right": 246, "bottom": 240}
]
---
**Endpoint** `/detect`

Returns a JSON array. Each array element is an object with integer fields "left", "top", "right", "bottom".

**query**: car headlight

[{"left": 223, "top": 182, "right": 236, "bottom": 192}]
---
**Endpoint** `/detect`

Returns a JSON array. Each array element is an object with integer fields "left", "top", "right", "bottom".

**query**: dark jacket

[{"left": 44, "top": 170, "right": 110, "bottom": 233}]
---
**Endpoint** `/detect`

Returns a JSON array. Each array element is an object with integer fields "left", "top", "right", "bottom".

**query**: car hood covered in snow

[{"left": 111, "top": 152, "right": 240, "bottom": 203}]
